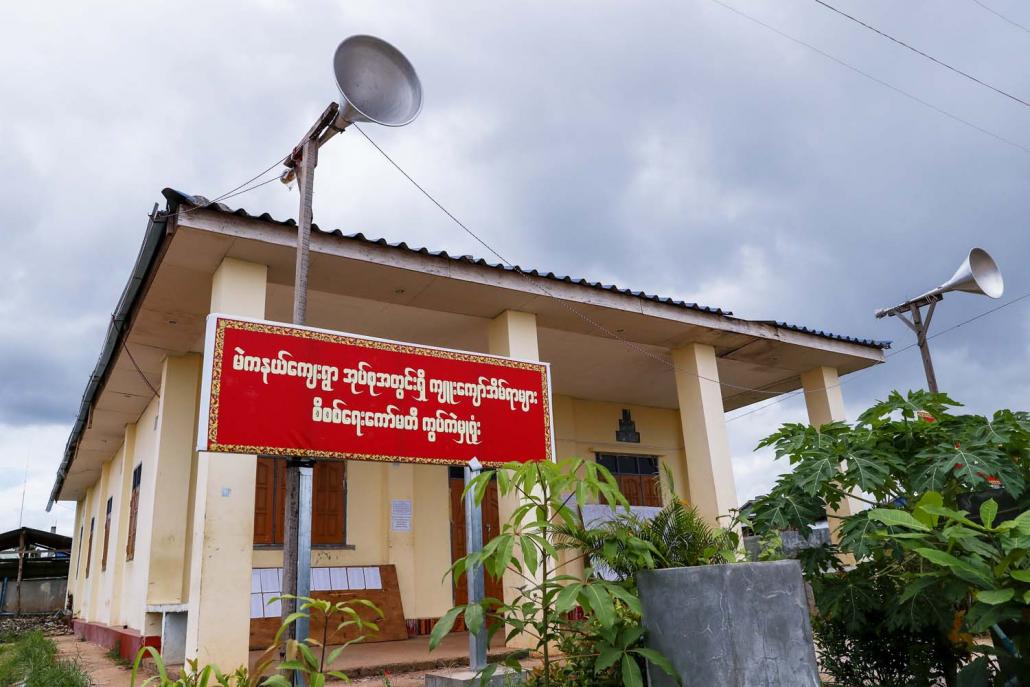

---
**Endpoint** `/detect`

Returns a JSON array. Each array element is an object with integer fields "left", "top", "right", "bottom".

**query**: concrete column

[
  {"left": 183, "top": 257, "right": 267, "bottom": 668},
  {"left": 672, "top": 343, "right": 738, "bottom": 527},
  {"left": 800, "top": 366, "right": 854, "bottom": 532},
  {"left": 800, "top": 366, "right": 846, "bottom": 428},
  {"left": 110, "top": 425, "right": 137, "bottom": 626},
  {"left": 69, "top": 499, "right": 83, "bottom": 615},
  {"left": 386, "top": 463, "right": 417, "bottom": 614},
  {"left": 146, "top": 353, "right": 202, "bottom": 604},
  {"left": 487, "top": 310, "right": 541, "bottom": 648}
]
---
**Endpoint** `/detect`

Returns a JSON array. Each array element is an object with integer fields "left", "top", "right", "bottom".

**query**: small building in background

[{"left": 0, "top": 527, "right": 71, "bottom": 615}]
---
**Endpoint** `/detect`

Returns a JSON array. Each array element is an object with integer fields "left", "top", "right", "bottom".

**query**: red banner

[{"left": 197, "top": 316, "right": 554, "bottom": 466}]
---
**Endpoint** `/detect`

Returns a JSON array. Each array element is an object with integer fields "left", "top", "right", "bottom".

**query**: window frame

[
  {"left": 595, "top": 452, "right": 663, "bottom": 507},
  {"left": 101, "top": 496, "right": 113, "bottom": 572},
  {"left": 254, "top": 457, "right": 352, "bottom": 550},
  {"left": 126, "top": 464, "right": 142, "bottom": 561}
]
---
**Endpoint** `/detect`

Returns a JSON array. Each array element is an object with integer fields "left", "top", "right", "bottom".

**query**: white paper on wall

[
  {"left": 259, "top": 568, "right": 280, "bottom": 593},
  {"left": 347, "top": 567, "right": 366, "bottom": 590},
  {"left": 311, "top": 568, "right": 331, "bottom": 591},
  {"left": 262, "top": 593, "right": 282, "bottom": 618},
  {"left": 250, "top": 593, "right": 264, "bottom": 619},
  {"left": 329, "top": 567, "right": 349, "bottom": 590},
  {"left": 277, "top": 568, "right": 283, "bottom": 591},
  {"left": 390, "top": 499, "right": 413, "bottom": 532},
  {"left": 251, "top": 570, "right": 262, "bottom": 594},
  {"left": 363, "top": 567, "right": 382, "bottom": 590}
]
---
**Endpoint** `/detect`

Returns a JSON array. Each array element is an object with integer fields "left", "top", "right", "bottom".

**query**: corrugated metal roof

[{"left": 162, "top": 188, "right": 891, "bottom": 350}]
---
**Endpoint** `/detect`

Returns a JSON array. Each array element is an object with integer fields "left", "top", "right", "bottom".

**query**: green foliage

[
  {"left": 745, "top": 390, "right": 1030, "bottom": 684},
  {"left": 131, "top": 595, "right": 383, "bottom": 687},
  {"left": 429, "top": 458, "right": 678, "bottom": 687},
  {"left": 0, "top": 631, "right": 90, "bottom": 687},
  {"left": 553, "top": 499, "right": 721, "bottom": 579}
]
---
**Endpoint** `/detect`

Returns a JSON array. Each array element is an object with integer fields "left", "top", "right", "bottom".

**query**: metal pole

[
  {"left": 909, "top": 303, "right": 939, "bottom": 393},
  {"left": 283, "top": 137, "right": 319, "bottom": 673},
  {"left": 295, "top": 464, "right": 314, "bottom": 644},
  {"left": 464, "top": 459, "right": 487, "bottom": 671}
]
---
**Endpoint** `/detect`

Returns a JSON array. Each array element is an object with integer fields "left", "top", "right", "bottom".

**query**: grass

[
  {"left": 0, "top": 631, "right": 91, "bottom": 687},
  {"left": 106, "top": 644, "right": 132, "bottom": 668}
]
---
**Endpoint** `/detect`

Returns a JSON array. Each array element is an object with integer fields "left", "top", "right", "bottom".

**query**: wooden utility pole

[
  {"left": 16, "top": 529, "right": 26, "bottom": 616},
  {"left": 281, "top": 105, "right": 338, "bottom": 661}
]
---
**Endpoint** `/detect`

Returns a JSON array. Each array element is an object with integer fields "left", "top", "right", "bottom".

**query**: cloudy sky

[{"left": 2, "top": 1, "right": 1028, "bottom": 535}]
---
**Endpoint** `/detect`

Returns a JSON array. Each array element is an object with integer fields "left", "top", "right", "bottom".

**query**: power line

[
  {"left": 725, "top": 290, "right": 1030, "bottom": 423},
  {"left": 812, "top": 0, "right": 1030, "bottom": 109},
  {"left": 971, "top": 0, "right": 1030, "bottom": 35},
  {"left": 353, "top": 123, "right": 888, "bottom": 401},
  {"left": 160, "top": 155, "right": 288, "bottom": 220},
  {"left": 702, "top": 0, "right": 1030, "bottom": 156}
]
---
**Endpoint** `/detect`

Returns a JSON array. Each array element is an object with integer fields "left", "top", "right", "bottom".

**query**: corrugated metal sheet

[{"left": 162, "top": 189, "right": 890, "bottom": 350}]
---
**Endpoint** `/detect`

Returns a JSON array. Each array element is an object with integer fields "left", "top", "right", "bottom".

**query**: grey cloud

[{"left": 1, "top": 0, "right": 1028, "bottom": 525}]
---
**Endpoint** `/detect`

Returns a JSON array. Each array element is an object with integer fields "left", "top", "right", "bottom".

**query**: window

[
  {"left": 126, "top": 464, "right": 142, "bottom": 561},
  {"left": 101, "top": 497, "right": 113, "bottom": 572},
  {"left": 596, "top": 453, "right": 662, "bottom": 507},
  {"left": 77, "top": 524, "right": 84, "bottom": 578},
  {"left": 254, "top": 458, "right": 347, "bottom": 547},
  {"left": 85, "top": 517, "right": 95, "bottom": 578}
]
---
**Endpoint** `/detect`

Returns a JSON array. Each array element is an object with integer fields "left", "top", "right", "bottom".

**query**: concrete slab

[{"left": 637, "top": 560, "right": 820, "bottom": 687}]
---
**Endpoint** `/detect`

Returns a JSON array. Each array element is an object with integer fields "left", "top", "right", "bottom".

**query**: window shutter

[
  {"left": 254, "top": 458, "right": 276, "bottom": 545},
  {"left": 312, "top": 461, "right": 345, "bottom": 545},
  {"left": 86, "top": 518, "right": 95, "bottom": 578},
  {"left": 274, "top": 459, "right": 286, "bottom": 545},
  {"left": 126, "top": 464, "right": 142, "bottom": 561},
  {"left": 102, "top": 497, "right": 112, "bottom": 571}
]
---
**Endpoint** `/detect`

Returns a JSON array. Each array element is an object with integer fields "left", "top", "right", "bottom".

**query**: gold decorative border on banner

[{"left": 206, "top": 316, "right": 554, "bottom": 466}]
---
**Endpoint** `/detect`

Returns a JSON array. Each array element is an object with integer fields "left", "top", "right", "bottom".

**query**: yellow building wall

[
  {"left": 95, "top": 446, "right": 127, "bottom": 625},
  {"left": 120, "top": 397, "right": 162, "bottom": 633},
  {"left": 251, "top": 460, "right": 454, "bottom": 622},
  {"left": 554, "top": 395, "right": 689, "bottom": 502}
]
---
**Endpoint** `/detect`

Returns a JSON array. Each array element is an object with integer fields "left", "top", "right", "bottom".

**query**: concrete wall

[{"left": 1, "top": 577, "right": 68, "bottom": 614}]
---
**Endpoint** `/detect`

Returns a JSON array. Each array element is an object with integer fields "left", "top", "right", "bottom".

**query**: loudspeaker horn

[
  {"left": 332, "top": 35, "right": 423, "bottom": 129},
  {"left": 919, "top": 247, "right": 1004, "bottom": 301}
]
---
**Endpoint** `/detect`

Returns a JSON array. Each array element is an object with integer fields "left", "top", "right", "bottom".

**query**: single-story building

[{"left": 50, "top": 188, "right": 888, "bottom": 667}]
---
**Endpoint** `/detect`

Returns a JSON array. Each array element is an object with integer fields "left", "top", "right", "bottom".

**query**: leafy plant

[
  {"left": 0, "top": 631, "right": 91, "bottom": 687},
  {"left": 130, "top": 594, "right": 382, "bottom": 687},
  {"left": 429, "top": 458, "right": 677, "bottom": 687},
  {"left": 554, "top": 499, "right": 720, "bottom": 580},
  {"left": 744, "top": 390, "right": 1030, "bottom": 685},
  {"left": 866, "top": 497, "right": 1030, "bottom": 685}
]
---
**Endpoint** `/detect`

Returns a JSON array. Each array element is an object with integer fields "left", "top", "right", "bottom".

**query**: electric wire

[
  {"left": 160, "top": 154, "right": 288, "bottom": 220},
  {"left": 352, "top": 123, "right": 1028, "bottom": 419},
  {"left": 811, "top": 0, "right": 1030, "bottom": 109},
  {"left": 703, "top": 0, "right": 1030, "bottom": 156},
  {"left": 971, "top": 0, "right": 1030, "bottom": 34},
  {"left": 724, "top": 291, "right": 1030, "bottom": 423},
  {"left": 353, "top": 123, "right": 808, "bottom": 397}
]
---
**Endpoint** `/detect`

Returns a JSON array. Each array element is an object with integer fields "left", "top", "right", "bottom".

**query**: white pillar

[
  {"left": 672, "top": 343, "right": 738, "bottom": 527},
  {"left": 800, "top": 366, "right": 854, "bottom": 532},
  {"left": 183, "top": 258, "right": 266, "bottom": 668},
  {"left": 487, "top": 310, "right": 540, "bottom": 649},
  {"left": 800, "top": 366, "right": 846, "bottom": 428}
]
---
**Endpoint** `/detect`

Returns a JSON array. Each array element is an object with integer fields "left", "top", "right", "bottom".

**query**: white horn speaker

[
  {"left": 332, "top": 35, "right": 423, "bottom": 128},
  {"left": 921, "top": 247, "right": 1004, "bottom": 301}
]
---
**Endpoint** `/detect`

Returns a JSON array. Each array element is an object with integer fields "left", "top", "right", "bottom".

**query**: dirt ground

[
  {"left": 54, "top": 633, "right": 512, "bottom": 686},
  {"left": 54, "top": 634, "right": 135, "bottom": 687}
]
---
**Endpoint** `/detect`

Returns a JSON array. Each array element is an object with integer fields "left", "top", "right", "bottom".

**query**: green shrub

[
  {"left": 0, "top": 631, "right": 90, "bottom": 687},
  {"left": 745, "top": 390, "right": 1030, "bottom": 685}
]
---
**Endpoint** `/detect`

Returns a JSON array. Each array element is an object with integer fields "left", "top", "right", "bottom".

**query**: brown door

[{"left": 450, "top": 476, "right": 504, "bottom": 605}]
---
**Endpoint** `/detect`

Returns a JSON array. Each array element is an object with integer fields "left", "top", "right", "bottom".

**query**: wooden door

[{"left": 450, "top": 476, "right": 504, "bottom": 605}]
